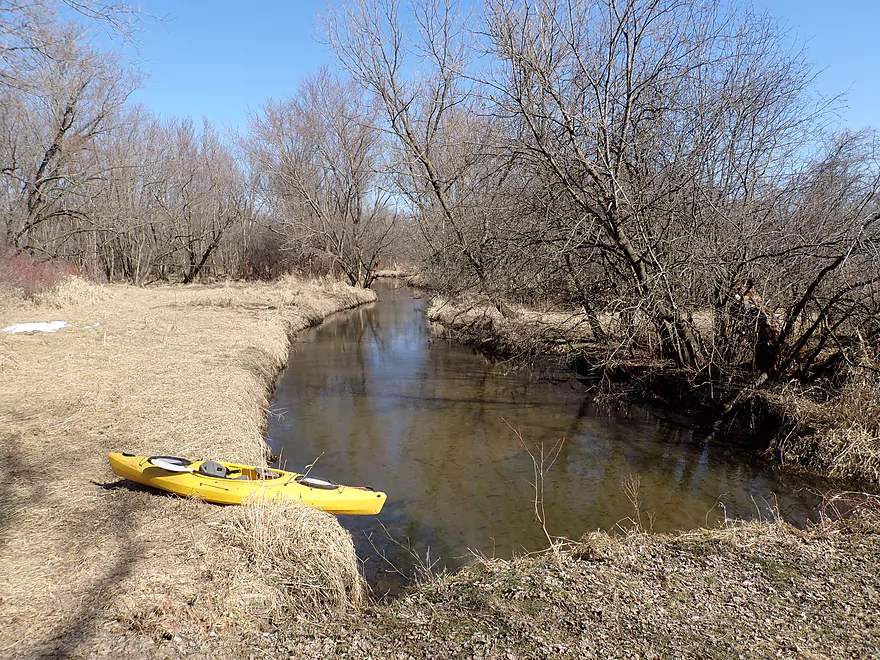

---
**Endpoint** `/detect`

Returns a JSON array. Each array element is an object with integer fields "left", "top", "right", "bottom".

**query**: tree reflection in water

[{"left": 268, "top": 284, "right": 829, "bottom": 596}]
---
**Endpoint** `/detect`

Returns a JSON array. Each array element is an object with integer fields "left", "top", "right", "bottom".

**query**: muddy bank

[
  {"left": 427, "top": 295, "right": 880, "bottom": 491},
  {"left": 0, "top": 276, "right": 374, "bottom": 658}
]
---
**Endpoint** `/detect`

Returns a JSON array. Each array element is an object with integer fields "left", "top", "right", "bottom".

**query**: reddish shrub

[{"left": 0, "top": 248, "right": 80, "bottom": 299}]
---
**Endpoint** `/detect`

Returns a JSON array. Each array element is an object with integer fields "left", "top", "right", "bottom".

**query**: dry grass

[
  {"left": 772, "top": 423, "right": 880, "bottom": 487},
  {"left": 0, "top": 275, "right": 375, "bottom": 657},
  {"left": 291, "top": 518, "right": 880, "bottom": 658},
  {"left": 227, "top": 499, "right": 366, "bottom": 616},
  {"left": 426, "top": 294, "right": 690, "bottom": 354},
  {"left": 426, "top": 295, "right": 599, "bottom": 359},
  {"left": 4, "top": 276, "right": 878, "bottom": 657},
  {"left": 763, "top": 367, "right": 880, "bottom": 489}
]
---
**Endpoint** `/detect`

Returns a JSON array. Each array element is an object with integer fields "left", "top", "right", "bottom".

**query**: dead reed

[{"left": 227, "top": 498, "right": 366, "bottom": 617}]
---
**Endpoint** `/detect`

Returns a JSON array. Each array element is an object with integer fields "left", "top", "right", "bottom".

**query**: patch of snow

[{"left": 2, "top": 321, "right": 68, "bottom": 334}]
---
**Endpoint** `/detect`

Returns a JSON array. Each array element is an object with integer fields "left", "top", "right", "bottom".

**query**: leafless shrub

[
  {"left": 818, "top": 491, "right": 880, "bottom": 533},
  {"left": 0, "top": 248, "right": 79, "bottom": 300},
  {"left": 502, "top": 418, "right": 566, "bottom": 549},
  {"left": 617, "top": 475, "right": 655, "bottom": 534},
  {"left": 363, "top": 519, "right": 446, "bottom": 588}
]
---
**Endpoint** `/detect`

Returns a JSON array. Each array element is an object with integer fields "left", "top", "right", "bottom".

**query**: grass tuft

[{"left": 227, "top": 499, "right": 366, "bottom": 618}]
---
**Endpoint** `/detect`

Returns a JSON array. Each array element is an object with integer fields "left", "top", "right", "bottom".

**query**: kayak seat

[
  {"left": 254, "top": 467, "right": 278, "bottom": 479},
  {"left": 198, "top": 460, "right": 228, "bottom": 478}
]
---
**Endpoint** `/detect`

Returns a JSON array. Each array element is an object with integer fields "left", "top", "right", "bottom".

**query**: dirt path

[{"left": 0, "top": 278, "right": 374, "bottom": 658}]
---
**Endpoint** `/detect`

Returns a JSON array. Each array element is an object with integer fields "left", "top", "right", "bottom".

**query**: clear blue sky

[
  {"left": 752, "top": 0, "right": 879, "bottom": 132},
  {"left": 128, "top": 0, "right": 335, "bottom": 131},
  {"left": 128, "top": 0, "right": 878, "bottom": 133}
]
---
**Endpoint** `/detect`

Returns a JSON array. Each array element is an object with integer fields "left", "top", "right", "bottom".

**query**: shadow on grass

[
  {"left": 94, "top": 478, "right": 178, "bottom": 497},
  {"left": 32, "top": 488, "right": 149, "bottom": 659},
  {"left": 0, "top": 438, "right": 154, "bottom": 658},
  {"left": 0, "top": 433, "right": 43, "bottom": 541}
]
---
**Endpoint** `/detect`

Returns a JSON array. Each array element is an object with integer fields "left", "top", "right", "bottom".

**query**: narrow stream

[{"left": 268, "top": 284, "right": 829, "bottom": 596}]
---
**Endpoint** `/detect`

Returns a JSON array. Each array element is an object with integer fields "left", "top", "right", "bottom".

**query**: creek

[{"left": 268, "top": 283, "right": 829, "bottom": 595}]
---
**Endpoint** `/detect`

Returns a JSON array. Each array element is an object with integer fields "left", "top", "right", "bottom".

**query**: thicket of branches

[
  {"left": 326, "top": 0, "right": 880, "bottom": 387},
  {"left": 0, "top": 2, "right": 267, "bottom": 283},
  {"left": 2, "top": 0, "right": 878, "bottom": 387}
]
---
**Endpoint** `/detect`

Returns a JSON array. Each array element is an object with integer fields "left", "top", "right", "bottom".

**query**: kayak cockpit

[
  {"left": 222, "top": 466, "right": 283, "bottom": 481},
  {"left": 145, "top": 455, "right": 283, "bottom": 480}
]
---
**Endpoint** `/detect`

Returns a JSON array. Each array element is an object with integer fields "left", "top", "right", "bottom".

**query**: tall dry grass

[
  {"left": 770, "top": 368, "right": 880, "bottom": 488},
  {"left": 426, "top": 295, "right": 600, "bottom": 362},
  {"left": 0, "top": 274, "right": 376, "bottom": 656},
  {"left": 227, "top": 499, "right": 366, "bottom": 617}
]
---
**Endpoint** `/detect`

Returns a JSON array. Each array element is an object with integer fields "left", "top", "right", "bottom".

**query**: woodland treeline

[{"left": 2, "top": 0, "right": 879, "bottom": 387}]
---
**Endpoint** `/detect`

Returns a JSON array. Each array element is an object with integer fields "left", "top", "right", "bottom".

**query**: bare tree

[
  {"left": 482, "top": 0, "right": 838, "bottom": 374},
  {"left": 153, "top": 118, "right": 248, "bottom": 284},
  {"left": 322, "top": 0, "right": 879, "bottom": 385},
  {"left": 248, "top": 69, "right": 394, "bottom": 288},
  {"left": 1, "top": 24, "right": 139, "bottom": 252},
  {"left": 1, "top": 0, "right": 145, "bottom": 92},
  {"left": 323, "top": 0, "right": 523, "bottom": 308},
  {"left": 0, "top": 3, "right": 270, "bottom": 285},
  {"left": 725, "top": 131, "right": 880, "bottom": 381}
]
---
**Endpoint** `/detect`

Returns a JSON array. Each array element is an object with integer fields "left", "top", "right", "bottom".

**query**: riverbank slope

[
  {"left": 0, "top": 276, "right": 375, "bottom": 657},
  {"left": 427, "top": 295, "right": 880, "bottom": 491},
  {"left": 281, "top": 515, "right": 880, "bottom": 658}
]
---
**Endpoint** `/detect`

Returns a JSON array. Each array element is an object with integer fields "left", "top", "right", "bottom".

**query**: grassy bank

[
  {"left": 0, "top": 276, "right": 374, "bottom": 657},
  {"left": 427, "top": 295, "right": 880, "bottom": 491}
]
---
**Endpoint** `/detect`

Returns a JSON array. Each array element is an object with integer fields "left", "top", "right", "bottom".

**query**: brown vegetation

[
  {"left": 247, "top": 70, "right": 396, "bottom": 288},
  {"left": 2, "top": 1, "right": 879, "bottom": 657},
  {"left": 0, "top": 275, "right": 374, "bottom": 657},
  {"left": 300, "top": 516, "right": 880, "bottom": 659},
  {"left": 764, "top": 370, "right": 880, "bottom": 488},
  {"left": 319, "top": 1, "right": 880, "bottom": 491},
  {"left": 2, "top": 274, "right": 879, "bottom": 658},
  {"left": 4, "top": 0, "right": 877, "bottom": 376}
]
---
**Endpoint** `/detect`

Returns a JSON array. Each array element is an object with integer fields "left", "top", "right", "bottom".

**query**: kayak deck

[{"left": 108, "top": 452, "right": 386, "bottom": 515}]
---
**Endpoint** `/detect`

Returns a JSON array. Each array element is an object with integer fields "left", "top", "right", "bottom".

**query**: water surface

[{"left": 268, "top": 284, "right": 827, "bottom": 594}]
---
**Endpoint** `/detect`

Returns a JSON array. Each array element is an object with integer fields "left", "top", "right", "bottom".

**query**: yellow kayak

[{"left": 108, "top": 452, "right": 386, "bottom": 515}]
